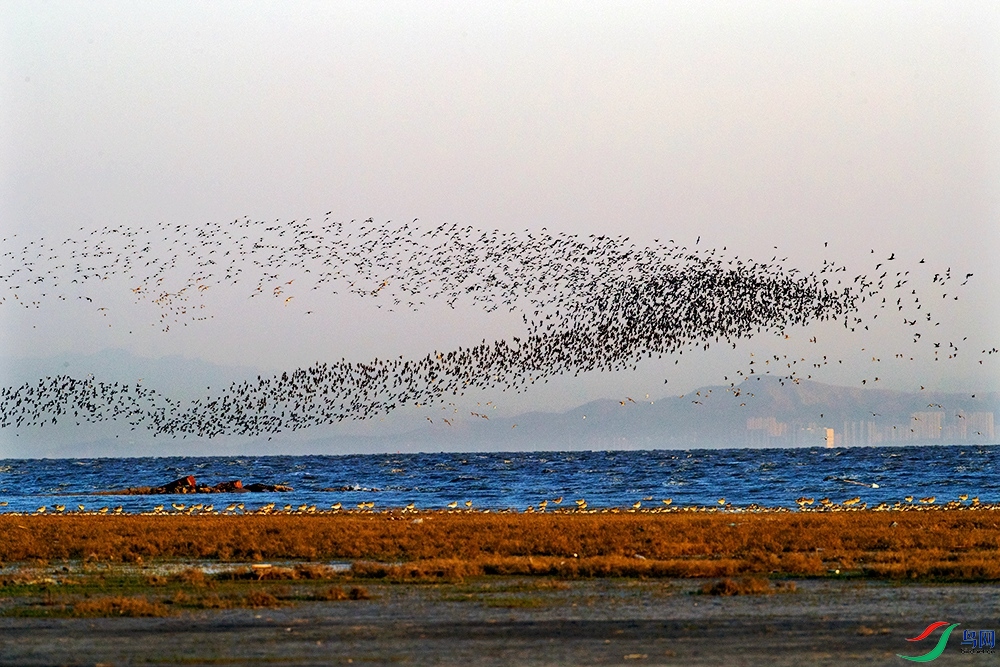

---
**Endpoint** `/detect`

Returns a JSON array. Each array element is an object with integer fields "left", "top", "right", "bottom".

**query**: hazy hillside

[
  {"left": 0, "top": 348, "right": 268, "bottom": 399},
  {"left": 1, "top": 355, "right": 996, "bottom": 457},
  {"left": 294, "top": 376, "right": 999, "bottom": 453}
]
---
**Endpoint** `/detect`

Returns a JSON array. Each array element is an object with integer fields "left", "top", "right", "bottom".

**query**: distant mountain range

[
  {"left": 1, "top": 350, "right": 996, "bottom": 457},
  {"left": 330, "top": 375, "right": 998, "bottom": 452}
]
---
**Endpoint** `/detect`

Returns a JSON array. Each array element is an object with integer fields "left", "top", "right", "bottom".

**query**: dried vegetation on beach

[{"left": 2, "top": 512, "right": 1000, "bottom": 581}]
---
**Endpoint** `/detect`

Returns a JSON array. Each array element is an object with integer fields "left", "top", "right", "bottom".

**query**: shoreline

[{"left": 3, "top": 494, "right": 997, "bottom": 514}]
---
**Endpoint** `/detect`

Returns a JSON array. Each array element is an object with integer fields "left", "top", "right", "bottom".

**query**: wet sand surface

[{"left": 2, "top": 578, "right": 999, "bottom": 666}]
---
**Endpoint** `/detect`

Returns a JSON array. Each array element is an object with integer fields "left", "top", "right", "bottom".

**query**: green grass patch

[{"left": 483, "top": 595, "right": 549, "bottom": 609}]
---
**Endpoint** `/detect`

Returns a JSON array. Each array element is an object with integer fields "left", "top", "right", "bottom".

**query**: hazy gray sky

[{"left": 2, "top": 1, "right": 998, "bottom": 431}]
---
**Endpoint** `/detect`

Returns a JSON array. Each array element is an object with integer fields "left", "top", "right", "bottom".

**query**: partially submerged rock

[
  {"left": 210, "top": 480, "right": 244, "bottom": 493},
  {"left": 98, "top": 476, "right": 292, "bottom": 495},
  {"left": 243, "top": 483, "right": 294, "bottom": 493},
  {"left": 160, "top": 475, "right": 198, "bottom": 494}
]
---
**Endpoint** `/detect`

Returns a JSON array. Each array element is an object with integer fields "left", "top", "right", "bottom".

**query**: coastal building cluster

[{"left": 746, "top": 411, "right": 995, "bottom": 447}]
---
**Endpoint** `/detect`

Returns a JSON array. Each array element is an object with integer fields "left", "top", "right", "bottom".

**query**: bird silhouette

[{"left": 0, "top": 214, "right": 980, "bottom": 439}]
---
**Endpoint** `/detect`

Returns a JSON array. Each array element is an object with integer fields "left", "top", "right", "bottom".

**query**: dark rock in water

[
  {"left": 97, "top": 475, "right": 199, "bottom": 495},
  {"left": 159, "top": 475, "right": 198, "bottom": 494},
  {"left": 97, "top": 477, "right": 291, "bottom": 495},
  {"left": 244, "top": 483, "right": 294, "bottom": 493},
  {"left": 210, "top": 480, "right": 244, "bottom": 493}
]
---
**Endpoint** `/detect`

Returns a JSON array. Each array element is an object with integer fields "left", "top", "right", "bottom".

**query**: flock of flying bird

[{"left": 0, "top": 214, "right": 989, "bottom": 439}]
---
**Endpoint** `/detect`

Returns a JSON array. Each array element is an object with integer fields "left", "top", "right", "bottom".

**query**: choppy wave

[{"left": 0, "top": 445, "right": 996, "bottom": 514}]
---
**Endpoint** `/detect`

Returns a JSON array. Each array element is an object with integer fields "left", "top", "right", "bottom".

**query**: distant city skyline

[{"left": 746, "top": 411, "right": 996, "bottom": 448}]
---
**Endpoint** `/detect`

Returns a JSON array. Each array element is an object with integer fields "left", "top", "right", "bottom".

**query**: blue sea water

[{"left": 0, "top": 445, "right": 997, "bottom": 514}]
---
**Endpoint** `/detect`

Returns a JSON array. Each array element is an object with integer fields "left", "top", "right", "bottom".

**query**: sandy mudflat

[{"left": 2, "top": 578, "right": 998, "bottom": 666}]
